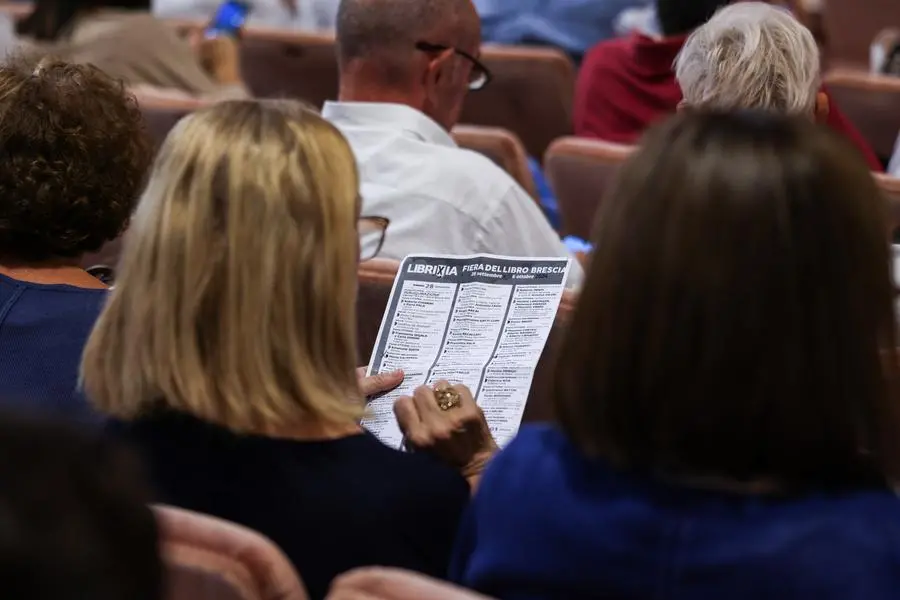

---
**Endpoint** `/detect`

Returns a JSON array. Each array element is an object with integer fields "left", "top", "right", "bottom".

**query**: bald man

[{"left": 323, "top": 0, "right": 583, "bottom": 288}]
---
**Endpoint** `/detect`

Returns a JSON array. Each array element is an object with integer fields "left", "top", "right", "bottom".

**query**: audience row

[
  {"left": 0, "top": 0, "right": 899, "bottom": 599},
  {"left": 5, "top": 96, "right": 899, "bottom": 599}
]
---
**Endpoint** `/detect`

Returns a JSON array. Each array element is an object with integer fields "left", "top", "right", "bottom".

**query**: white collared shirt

[{"left": 322, "top": 101, "right": 583, "bottom": 287}]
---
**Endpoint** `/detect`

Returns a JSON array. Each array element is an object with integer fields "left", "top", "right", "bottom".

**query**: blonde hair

[
  {"left": 81, "top": 99, "right": 363, "bottom": 432},
  {"left": 675, "top": 2, "right": 820, "bottom": 115}
]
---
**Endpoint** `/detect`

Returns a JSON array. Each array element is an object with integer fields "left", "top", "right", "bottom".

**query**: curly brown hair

[{"left": 0, "top": 58, "right": 152, "bottom": 262}]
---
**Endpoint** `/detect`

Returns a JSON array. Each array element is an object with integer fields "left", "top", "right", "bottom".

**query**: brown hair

[
  {"left": 81, "top": 100, "right": 362, "bottom": 432},
  {"left": 0, "top": 58, "right": 151, "bottom": 262},
  {"left": 554, "top": 110, "right": 900, "bottom": 490}
]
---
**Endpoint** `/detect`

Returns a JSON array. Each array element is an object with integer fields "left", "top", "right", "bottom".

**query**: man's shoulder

[
  {"left": 420, "top": 142, "right": 521, "bottom": 199},
  {"left": 583, "top": 34, "right": 635, "bottom": 68}
]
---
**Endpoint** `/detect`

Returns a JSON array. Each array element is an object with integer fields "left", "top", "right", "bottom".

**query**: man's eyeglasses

[
  {"left": 414, "top": 41, "right": 493, "bottom": 91},
  {"left": 359, "top": 216, "right": 389, "bottom": 262}
]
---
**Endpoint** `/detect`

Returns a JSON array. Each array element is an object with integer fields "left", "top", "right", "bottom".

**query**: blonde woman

[{"left": 82, "top": 100, "right": 482, "bottom": 600}]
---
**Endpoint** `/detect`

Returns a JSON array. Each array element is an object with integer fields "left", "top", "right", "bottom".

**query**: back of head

[
  {"left": 0, "top": 57, "right": 151, "bottom": 263},
  {"left": 655, "top": 0, "right": 730, "bottom": 37},
  {"left": 675, "top": 2, "right": 820, "bottom": 114},
  {"left": 82, "top": 100, "right": 363, "bottom": 433},
  {"left": 336, "top": 0, "right": 479, "bottom": 85},
  {"left": 0, "top": 413, "right": 160, "bottom": 600},
  {"left": 554, "top": 110, "right": 899, "bottom": 489}
]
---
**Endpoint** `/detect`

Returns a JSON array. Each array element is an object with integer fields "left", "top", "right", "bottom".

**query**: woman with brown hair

[
  {"left": 450, "top": 111, "right": 900, "bottom": 599},
  {"left": 0, "top": 58, "right": 151, "bottom": 423},
  {"left": 82, "top": 99, "right": 487, "bottom": 600}
]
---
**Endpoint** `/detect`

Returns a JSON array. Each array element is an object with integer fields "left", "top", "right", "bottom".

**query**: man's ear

[
  {"left": 814, "top": 91, "right": 830, "bottom": 123},
  {"left": 422, "top": 48, "right": 455, "bottom": 90}
]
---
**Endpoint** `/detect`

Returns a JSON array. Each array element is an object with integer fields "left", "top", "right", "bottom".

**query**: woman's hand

[
  {"left": 394, "top": 381, "right": 498, "bottom": 486},
  {"left": 357, "top": 367, "right": 404, "bottom": 397},
  {"left": 327, "top": 567, "right": 493, "bottom": 600}
]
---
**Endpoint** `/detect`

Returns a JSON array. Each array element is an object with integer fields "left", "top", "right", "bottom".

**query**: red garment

[{"left": 574, "top": 33, "right": 884, "bottom": 171}]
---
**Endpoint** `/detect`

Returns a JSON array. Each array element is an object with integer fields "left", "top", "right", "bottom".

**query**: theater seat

[
  {"left": 239, "top": 28, "right": 338, "bottom": 107},
  {"left": 452, "top": 124, "right": 538, "bottom": 199},
  {"left": 822, "top": 0, "right": 900, "bottom": 66},
  {"left": 328, "top": 568, "right": 496, "bottom": 600},
  {"left": 461, "top": 45, "right": 575, "bottom": 160},
  {"left": 154, "top": 505, "right": 308, "bottom": 600},
  {"left": 544, "top": 137, "right": 635, "bottom": 239},
  {"left": 136, "top": 96, "right": 206, "bottom": 149},
  {"left": 357, "top": 259, "right": 402, "bottom": 365},
  {"left": 163, "top": 21, "right": 339, "bottom": 107},
  {"left": 824, "top": 69, "right": 900, "bottom": 163}
]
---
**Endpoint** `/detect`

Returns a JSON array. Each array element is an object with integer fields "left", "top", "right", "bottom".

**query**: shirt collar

[{"left": 322, "top": 101, "right": 457, "bottom": 149}]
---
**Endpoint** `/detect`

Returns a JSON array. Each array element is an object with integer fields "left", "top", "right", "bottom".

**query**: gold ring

[{"left": 435, "top": 387, "right": 461, "bottom": 411}]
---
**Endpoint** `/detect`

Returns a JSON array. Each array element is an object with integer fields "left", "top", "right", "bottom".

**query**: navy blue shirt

[
  {"left": 0, "top": 273, "right": 106, "bottom": 423},
  {"left": 452, "top": 424, "right": 900, "bottom": 600},
  {"left": 109, "top": 411, "right": 470, "bottom": 600}
]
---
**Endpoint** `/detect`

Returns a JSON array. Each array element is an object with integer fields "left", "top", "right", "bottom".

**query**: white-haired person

[
  {"left": 82, "top": 99, "right": 496, "bottom": 600},
  {"left": 673, "top": 1, "right": 881, "bottom": 170},
  {"left": 577, "top": 0, "right": 882, "bottom": 171}
]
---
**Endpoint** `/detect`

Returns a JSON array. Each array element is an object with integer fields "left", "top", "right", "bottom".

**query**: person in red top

[{"left": 574, "top": 0, "right": 883, "bottom": 171}]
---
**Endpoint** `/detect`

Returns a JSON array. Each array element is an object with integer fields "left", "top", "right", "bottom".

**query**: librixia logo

[{"left": 407, "top": 263, "right": 459, "bottom": 278}]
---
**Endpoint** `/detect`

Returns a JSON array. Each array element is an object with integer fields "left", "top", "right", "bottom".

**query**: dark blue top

[
  {"left": 108, "top": 411, "right": 470, "bottom": 600},
  {"left": 0, "top": 273, "right": 106, "bottom": 423},
  {"left": 451, "top": 424, "right": 900, "bottom": 600}
]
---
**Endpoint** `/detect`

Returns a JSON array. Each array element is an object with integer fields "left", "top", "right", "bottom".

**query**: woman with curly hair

[{"left": 0, "top": 58, "right": 152, "bottom": 423}]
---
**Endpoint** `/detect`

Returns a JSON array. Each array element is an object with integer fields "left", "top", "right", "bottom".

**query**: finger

[
  {"left": 325, "top": 590, "right": 380, "bottom": 600},
  {"left": 393, "top": 395, "right": 422, "bottom": 436},
  {"left": 451, "top": 384, "right": 480, "bottom": 418},
  {"left": 356, "top": 366, "right": 367, "bottom": 381},
  {"left": 359, "top": 370, "right": 404, "bottom": 397},
  {"left": 433, "top": 379, "right": 452, "bottom": 392},
  {"left": 331, "top": 567, "right": 469, "bottom": 600},
  {"left": 414, "top": 384, "right": 446, "bottom": 425},
  {"left": 399, "top": 387, "right": 444, "bottom": 449},
  {"left": 451, "top": 383, "right": 476, "bottom": 405}
]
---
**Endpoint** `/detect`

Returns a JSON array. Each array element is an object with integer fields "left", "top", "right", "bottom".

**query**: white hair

[{"left": 675, "top": 2, "right": 820, "bottom": 115}]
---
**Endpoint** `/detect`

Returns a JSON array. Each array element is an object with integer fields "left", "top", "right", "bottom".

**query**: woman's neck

[{"left": 0, "top": 259, "right": 108, "bottom": 289}]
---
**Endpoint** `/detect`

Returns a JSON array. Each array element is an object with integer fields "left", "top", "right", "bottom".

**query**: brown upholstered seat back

[
  {"left": 154, "top": 505, "right": 308, "bottom": 600},
  {"left": 239, "top": 28, "right": 339, "bottom": 107},
  {"left": 137, "top": 96, "right": 206, "bottom": 149},
  {"left": 822, "top": 0, "right": 900, "bottom": 66},
  {"left": 460, "top": 45, "right": 575, "bottom": 160},
  {"left": 451, "top": 124, "right": 538, "bottom": 199},
  {"left": 824, "top": 69, "right": 900, "bottom": 163},
  {"left": 544, "top": 137, "right": 635, "bottom": 239}
]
